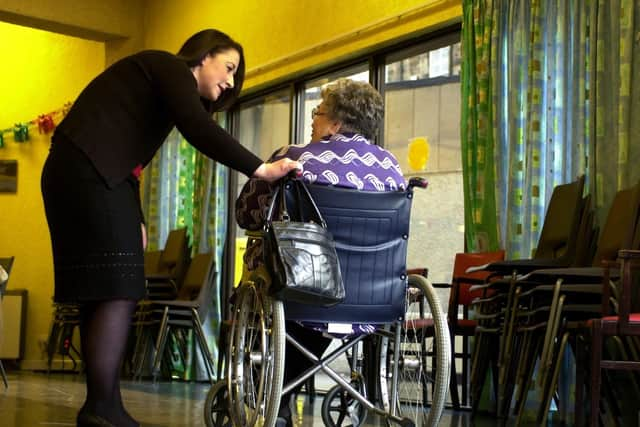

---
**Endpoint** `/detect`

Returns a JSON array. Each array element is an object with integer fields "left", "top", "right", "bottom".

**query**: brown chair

[
  {"left": 468, "top": 176, "right": 587, "bottom": 417},
  {"left": 590, "top": 249, "right": 640, "bottom": 427},
  {"left": 149, "top": 252, "right": 217, "bottom": 383},
  {"left": 129, "top": 228, "right": 191, "bottom": 376},
  {"left": 468, "top": 175, "right": 587, "bottom": 277},
  {"left": 498, "top": 183, "right": 640, "bottom": 425},
  {"left": 425, "top": 250, "right": 505, "bottom": 409},
  {"left": 145, "top": 227, "right": 191, "bottom": 300}
]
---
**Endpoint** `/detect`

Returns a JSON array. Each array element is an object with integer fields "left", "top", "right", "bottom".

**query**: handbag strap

[
  {"left": 264, "top": 178, "right": 328, "bottom": 229},
  {"left": 292, "top": 179, "right": 328, "bottom": 228},
  {"left": 265, "top": 182, "right": 287, "bottom": 224}
]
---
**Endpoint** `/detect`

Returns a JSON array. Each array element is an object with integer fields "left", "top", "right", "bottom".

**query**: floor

[{"left": 0, "top": 370, "right": 517, "bottom": 427}]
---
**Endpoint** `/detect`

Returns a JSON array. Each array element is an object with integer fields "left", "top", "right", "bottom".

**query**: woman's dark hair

[{"left": 177, "top": 29, "right": 245, "bottom": 111}]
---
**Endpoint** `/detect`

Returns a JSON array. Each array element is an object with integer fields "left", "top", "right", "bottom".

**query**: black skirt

[{"left": 41, "top": 135, "right": 146, "bottom": 302}]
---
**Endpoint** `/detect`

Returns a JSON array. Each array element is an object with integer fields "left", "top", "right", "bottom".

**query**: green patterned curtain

[
  {"left": 142, "top": 128, "right": 196, "bottom": 250},
  {"left": 593, "top": 0, "right": 640, "bottom": 222},
  {"left": 462, "top": 0, "right": 592, "bottom": 258},
  {"left": 461, "top": 0, "right": 501, "bottom": 253}
]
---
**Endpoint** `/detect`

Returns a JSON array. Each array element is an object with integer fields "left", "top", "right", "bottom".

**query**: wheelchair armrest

[{"left": 407, "top": 268, "right": 428, "bottom": 278}]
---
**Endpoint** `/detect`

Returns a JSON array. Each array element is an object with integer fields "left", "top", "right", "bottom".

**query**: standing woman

[{"left": 41, "top": 29, "right": 299, "bottom": 427}]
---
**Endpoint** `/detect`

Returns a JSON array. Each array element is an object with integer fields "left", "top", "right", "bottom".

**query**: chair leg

[
  {"left": 449, "top": 331, "right": 461, "bottom": 409},
  {"left": 574, "top": 334, "right": 586, "bottom": 427},
  {"left": 0, "top": 359, "right": 7, "bottom": 389},
  {"left": 151, "top": 307, "right": 170, "bottom": 381},
  {"left": 192, "top": 308, "right": 216, "bottom": 384},
  {"left": 590, "top": 322, "right": 603, "bottom": 427},
  {"left": 462, "top": 334, "right": 471, "bottom": 407},
  {"left": 537, "top": 331, "right": 568, "bottom": 426},
  {"left": 514, "top": 333, "right": 543, "bottom": 424}
]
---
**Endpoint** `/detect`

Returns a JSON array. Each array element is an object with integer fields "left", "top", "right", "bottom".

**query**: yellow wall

[
  {"left": 142, "top": 0, "right": 462, "bottom": 89},
  {"left": 0, "top": 21, "right": 104, "bottom": 368}
]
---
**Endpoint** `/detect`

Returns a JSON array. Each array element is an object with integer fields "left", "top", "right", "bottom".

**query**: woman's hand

[
  {"left": 252, "top": 158, "right": 302, "bottom": 182},
  {"left": 141, "top": 223, "right": 147, "bottom": 250}
]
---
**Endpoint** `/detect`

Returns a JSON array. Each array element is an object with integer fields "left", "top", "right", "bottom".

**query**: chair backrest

[
  {"left": 0, "top": 257, "right": 15, "bottom": 296},
  {"left": 284, "top": 184, "right": 414, "bottom": 324},
  {"left": 452, "top": 251, "right": 506, "bottom": 308},
  {"left": 176, "top": 253, "right": 216, "bottom": 313},
  {"left": 571, "top": 194, "right": 598, "bottom": 267},
  {"left": 158, "top": 228, "right": 190, "bottom": 282},
  {"left": 591, "top": 182, "right": 640, "bottom": 266},
  {"left": 533, "top": 175, "right": 585, "bottom": 261}
]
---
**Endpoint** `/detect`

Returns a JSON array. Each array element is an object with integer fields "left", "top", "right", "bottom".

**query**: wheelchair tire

[
  {"left": 226, "top": 283, "right": 285, "bottom": 427},
  {"left": 204, "top": 380, "right": 232, "bottom": 427},
  {"left": 321, "top": 373, "right": 368, "bottom": 427},
  {"left": 378, "top": 274, "right": 451, "bottom": 427}
]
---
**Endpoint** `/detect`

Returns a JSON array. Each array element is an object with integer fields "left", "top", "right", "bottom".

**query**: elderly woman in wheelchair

[{"left": 205, "top": 79, "right": 450, "bottom": 427}]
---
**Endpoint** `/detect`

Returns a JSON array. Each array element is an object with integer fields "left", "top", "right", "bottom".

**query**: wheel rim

[
  {"left": 322, "top": 377, "right": 367, "bottom": 427},
  {"left": 227, "top": 284, "right": 268, "bottom": 426},
  {"left": 204, "top": 380, "right": 231, "bottom": 427}
]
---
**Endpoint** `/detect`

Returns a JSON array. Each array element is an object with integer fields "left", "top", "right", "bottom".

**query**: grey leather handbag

[{"left": 264, "top": 178, "right": 345, "bottom": 306}]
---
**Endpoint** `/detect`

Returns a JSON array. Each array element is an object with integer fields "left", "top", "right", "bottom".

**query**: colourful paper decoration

[
  {"left": 37, "top": 114, "right": 56, "bottom": 134},
  {"left": 13, "top": 123, "right": 29, "bottom": 142},
  {"left": 0, "top": 102, "right": 70, "bottom": 148},
  {"left": 407, "top": 136, "right": 430, "bottom": 171}
]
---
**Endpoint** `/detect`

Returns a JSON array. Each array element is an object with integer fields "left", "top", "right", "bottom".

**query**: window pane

[
  {"left": 382, "top": 41, "right": 463, "bottom": 288},
  {"left": 234, "top": 90, "right": 291, "bottom": 281},
  {"left": 452, "top": 42, "right": 462, "bottom": 76},
  {"left": 428, "top": 46, "right": 450, "bottom": 78},
  {"left": 298, "top": 65, "right": 369, "bottom": 144}
]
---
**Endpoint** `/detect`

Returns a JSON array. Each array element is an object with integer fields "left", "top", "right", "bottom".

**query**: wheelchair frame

[{"left": 205, "top": 179, "right": 451, "bottom": 427}]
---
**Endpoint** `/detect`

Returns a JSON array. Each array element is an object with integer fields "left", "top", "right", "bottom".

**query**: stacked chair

[
  {"left": 148, "top": 252, "right": 217, "bottom": 383},
  {"left": 469, "top": 179, "right": 640, "bottom": 426},
  {"left": 143, "top": 227, "right": 191, "bottom": 299},
  {"left": 130, "top": 227, "right": 191, "bottom": 378},
  {"left": 132, "top": 251, "right": 217, "bottom": 383},
  {"left": 468, "top": 175, "right": 587, "bottom": 418},
  {"left": 46, "top": 303, "right": 82, "bottom": 373}
]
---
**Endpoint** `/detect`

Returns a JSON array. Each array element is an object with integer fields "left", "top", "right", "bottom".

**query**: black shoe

[{"left": 76, "top": 412, "right": 115, "bottom": 427}]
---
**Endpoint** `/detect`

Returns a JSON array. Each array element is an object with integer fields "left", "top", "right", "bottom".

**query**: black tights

[{"left": 79, "top": 299, "right": 138, "bottom": 427}]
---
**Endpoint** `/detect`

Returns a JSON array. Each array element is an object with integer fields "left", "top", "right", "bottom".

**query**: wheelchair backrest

[{"left": 284, "top": 183, "right": 413, "bottom": 324}]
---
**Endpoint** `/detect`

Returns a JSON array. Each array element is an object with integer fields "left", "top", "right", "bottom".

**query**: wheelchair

[{"left": 205, "top": 178, "right": 451, "bottom": 427}]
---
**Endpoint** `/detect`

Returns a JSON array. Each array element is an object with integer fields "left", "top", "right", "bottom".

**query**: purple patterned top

[{"left": 236, "top": 132, "right": 406, "bottom": 233}]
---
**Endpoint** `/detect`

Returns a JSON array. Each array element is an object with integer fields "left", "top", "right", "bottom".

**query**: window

[
  {"left": 382, "top": 39, "right": 464, "bottom": 284},
  {"left": 233, "top": 89, "right": 291, "bottom": 282}
]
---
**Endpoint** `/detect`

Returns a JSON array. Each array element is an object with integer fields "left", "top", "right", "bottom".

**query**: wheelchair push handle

[
  {"left": 408, "top": 177, "right": 428, "bottom": 189},
  {"left": 287, "top": 168, "right": 303, "bottom": 179}
]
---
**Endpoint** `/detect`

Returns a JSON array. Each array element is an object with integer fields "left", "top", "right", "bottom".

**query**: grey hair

[{"left": 321, "top": 79, "right": 384, "bottom": 140}]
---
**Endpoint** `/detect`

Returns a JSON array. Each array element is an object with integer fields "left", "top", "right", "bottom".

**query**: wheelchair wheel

[
  {"left": 321, "top": 372, "right": 368, "bottom": 427},
  {"left": 204, "top": 380, "right": 232, "bottom": 427},
  {"left": 379, "top": 274, "right": 450, "bottom": 427},
  {"left": 227, "top": 282, "right": 285, "bottom": 427}
]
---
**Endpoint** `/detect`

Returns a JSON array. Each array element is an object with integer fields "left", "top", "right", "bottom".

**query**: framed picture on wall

[{"left": 0, "top": 160, "right": 18, "bottom": 193}]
